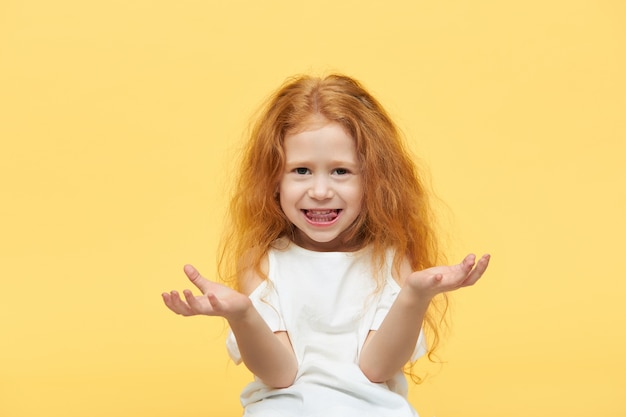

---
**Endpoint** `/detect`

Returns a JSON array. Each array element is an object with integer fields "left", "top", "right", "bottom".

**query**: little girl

[{"left": 162, "top": 74, "right": 490, "bottom": 416}]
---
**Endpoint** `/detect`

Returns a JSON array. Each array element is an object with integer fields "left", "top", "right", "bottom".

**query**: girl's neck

[{"left": 290, "top": 231, "right": 365, "bottom": 253}]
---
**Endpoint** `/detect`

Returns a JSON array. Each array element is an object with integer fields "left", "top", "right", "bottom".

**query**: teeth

[
  {"left": 308, "top": 209, "right": 334, "bottom": 215},
  {"left": 304, "top": 209, "right": 339, "bottom": 222}
]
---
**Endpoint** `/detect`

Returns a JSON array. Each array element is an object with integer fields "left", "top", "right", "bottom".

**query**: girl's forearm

[
  {"left": 228, "top": 307, "right": 298, "bottom": 388},
  {"left": 359, "top": 289, "right": 431, "bottom": 383}
]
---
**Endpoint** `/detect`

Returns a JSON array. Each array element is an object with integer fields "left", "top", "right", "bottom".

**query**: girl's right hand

[{"left": 161, "top": 264, "right": 252, "bottom": 321}]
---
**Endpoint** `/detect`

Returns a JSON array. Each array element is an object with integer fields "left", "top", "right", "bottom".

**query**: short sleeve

[
  {"left": 370, "top": 278, "right": 427, "bottom": 361},
  {"left": 226, "top": 280, "right": 286, "bottom": 364}
]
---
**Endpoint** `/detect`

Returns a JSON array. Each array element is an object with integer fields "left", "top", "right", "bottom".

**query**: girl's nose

[{"left": 307, "top": 176, "right": 334, "bottom": 200}]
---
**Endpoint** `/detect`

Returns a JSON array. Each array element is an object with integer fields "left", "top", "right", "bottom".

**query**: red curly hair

[{"left": 218, "top": 74, "right": 448, "bottom": 376}]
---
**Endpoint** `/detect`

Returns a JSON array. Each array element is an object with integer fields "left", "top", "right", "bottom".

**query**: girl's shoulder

[
  {"left": 239, "top": 252, "right": 268, "bottom": 296},
  {"left": 390, "top": 252, "right": 413, "bottom": 288},
  {"left": 239, "top": 238, "right": 292, "bottom": 295}
]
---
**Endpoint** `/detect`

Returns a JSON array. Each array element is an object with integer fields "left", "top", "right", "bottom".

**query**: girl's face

[{"left": 279, "top": 117, "right": 363, "bottom": 252}]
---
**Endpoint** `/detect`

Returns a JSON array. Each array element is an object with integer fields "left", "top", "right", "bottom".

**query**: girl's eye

[
  {"left": 294, "top": 167, "right": 310, "bottom": 175},
  {"left": 334, "top": 168, "right": 348, "bottom": 175}
]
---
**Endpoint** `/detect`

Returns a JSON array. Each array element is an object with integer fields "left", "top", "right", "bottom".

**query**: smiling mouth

[{"left": 303, "top": 209, "right": 341, "bottom": 223}]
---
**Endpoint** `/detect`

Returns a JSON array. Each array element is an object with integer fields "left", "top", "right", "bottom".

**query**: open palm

[
  {"left": 406, "top": 253, "right": 491, "bottom": 300},
  {"left": 161, "top": 264, "right": 251, "bottom": 321}
]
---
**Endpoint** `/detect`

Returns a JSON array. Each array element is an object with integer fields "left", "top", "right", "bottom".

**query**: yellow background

[{"left": 1, "top": 1, "right": 624, "bottom": 416}]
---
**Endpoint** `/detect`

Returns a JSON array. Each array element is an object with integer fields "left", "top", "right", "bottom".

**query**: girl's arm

[
  {"left": 359, "top": 253, "right": 490, "bottom": 383},
  {"left": 162, "top": 264, "right": 298, "bottom": 388}
]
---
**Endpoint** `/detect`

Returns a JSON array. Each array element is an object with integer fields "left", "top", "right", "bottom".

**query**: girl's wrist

[
  {"left": 224, "top": 297, "right": 254, "bottom": 324},
  {"left": 398, "top": 285, "right": 433, "bottom": 311}
]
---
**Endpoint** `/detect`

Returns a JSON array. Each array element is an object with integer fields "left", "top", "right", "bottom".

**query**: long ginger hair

[{"left": 218, "top": 74, "right": 448, "bottom": 374}]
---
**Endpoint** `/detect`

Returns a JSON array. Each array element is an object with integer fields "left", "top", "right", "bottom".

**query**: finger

[
  {"left": 165, "top": 290, "right": 193, "bottom": 316},
  {"left": 162, "top": 291, "right": 179, "bottom": 312},
  {"left": 183, "top": 289, "right": 210, "bottom": 315},
  {"left": 161, "top": 292, "right": 173, "bottom": 309},
  {"left": 183, "top": 264, "right": 213, "bottom": 293},
  {"left": 448, "top": 254, "right": 476, "bottom": 285},
  {"left": 461, "top": 254, "right": 477, "bottom": 271},
  {"left": 462, "top": 254, "right": 491, "bottom": 286},
  {"left": 207, "top": 293, "right": 225, "bottom": 314}
]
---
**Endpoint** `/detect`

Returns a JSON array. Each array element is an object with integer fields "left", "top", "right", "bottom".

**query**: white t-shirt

[{"left": 227, "top": 240, "right": 426, "bottom": 417}]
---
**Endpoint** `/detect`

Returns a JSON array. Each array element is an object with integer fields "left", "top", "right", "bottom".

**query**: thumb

[{"left": 183, "top": 264, "right": 211, "bottom": 293}]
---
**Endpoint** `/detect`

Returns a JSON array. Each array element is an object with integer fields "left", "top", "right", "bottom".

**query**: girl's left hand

[{"left": 406, "top": 254, "right": 491, "bottom": 300}]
